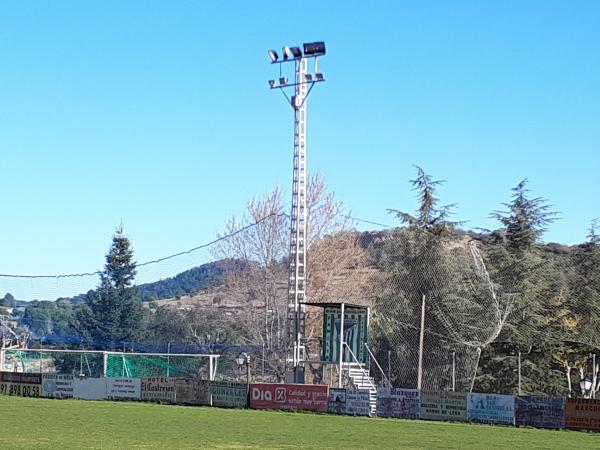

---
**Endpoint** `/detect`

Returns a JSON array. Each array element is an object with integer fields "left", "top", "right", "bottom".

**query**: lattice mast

[{"left": 267, "top": 42, "right": 326, "bottom": 381}]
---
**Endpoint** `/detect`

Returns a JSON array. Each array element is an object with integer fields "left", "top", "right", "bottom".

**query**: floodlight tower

[{"left": 267, "top": 42, "right": 326, "bottom": 382}]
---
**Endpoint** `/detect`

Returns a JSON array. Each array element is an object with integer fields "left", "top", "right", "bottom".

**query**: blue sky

[{"left": 1, "top": 1, "right": 599, "bottom": 281}]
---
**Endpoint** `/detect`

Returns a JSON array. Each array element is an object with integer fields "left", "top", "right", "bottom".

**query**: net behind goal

[{"left": 1, "top": 348, "right": 218, "bottom": 379}]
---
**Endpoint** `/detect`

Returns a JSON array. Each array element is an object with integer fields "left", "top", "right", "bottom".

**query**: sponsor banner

[
  {"left": 249, "top": 383, "right": 329, "bottom": 412},
  {"left": 468, "top": 393, "right": 514, "bottom": 425},
  {"left": 211, "top": 381, "right": 247, "bottom": 408},
  {"left": 0, "top": 381, "right": 41, "bottom": 397},
  {"left": 515, "top": 396, "right": 565, "bottom": 429},
  {"left": 73, "top": 377, "right": 108, "bottom": 400},
  {"left": 345, "top": 389, "right": 371, "bottom": 416},
  {"left": 174, "top": 378, "right": 211, "bottom": 405},
  {"left": 329, "top": 388, "right": 347, "bottom": 414},
  {"left": 107, "top": 378, "right": 141, "bottom": 400},
  {"left": 566, "top": 398, "right": 600, "bottom": 432},
  {"left": 0, "top": 372, "right": 42, "bottom": 384},
  {"left": 328, "top": 388, "right": 370, "bottom": 415},
  {"left": 420, "top": 391, "right": 468, "bottom": 422},
  {"left": 141, "top": 377, "right": 176, "bottom": 403},
  {"left": 376, "top": 388, "right": 420, "bottom": 419},
  {"left": 42, "top": 374, "right": 74, "bottom": 399}
]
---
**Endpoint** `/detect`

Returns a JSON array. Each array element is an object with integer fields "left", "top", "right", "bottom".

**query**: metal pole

[
  {"left": 518, "top": 351, "right": 522, "bottom": 396},
  {"left": 388, "top": 350, "right": 391, "bottom": 388},
  {"left": 0, "top": 347, "right": 5, "bottom": 371},
  {"left": 167, "top": 343, "right": 170, "bottom": 378},
  {"left": 262, "top": 343, "right": 265, "bottom": 378},
  {"left": 452, "top": 351, "right": 456, "bottom": 392},
  {"left": 103, "top": 352, "right": 108, "bottom": 378},
  {"left": 338, "top": 303, "right": 345, "bottom": 388},
  {"left": 246, "top": 355, "right": 251, "bottom": 386},
  {"left": 417, "top": 294, "right": 426, "bottom": 390},
  {"left": 209, "top": 355, "right": 214, "bottom": 381},
  {"left": 593, "top": 353, "right": 597, "bottom": 399}
]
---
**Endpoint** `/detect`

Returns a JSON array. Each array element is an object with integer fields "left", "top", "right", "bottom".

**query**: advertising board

[
  {"left": 376, "top": 388, "right": 420, "bottom": 419},
  {"left": 420, "top": 391, "right": 467, "bottom": 422},
  {"left": 106, "top": 378, "right": 141, "bottom": 400},
  {"left": 73, "top": 377, "right": 108, "bottom": 400},
  {"left": 515, "top": 396, "right": 565, "bottom": 429},
  {"left": 42, "top": 374, "right": 74, "bottom": 399},
  {"left": 249, "top": 383, "right": 329, "bottom": 412},
  {"left": 210, "top": 381, "right": 247, "bottom": 408},
  {"left": 174, "top": 378, "right": 211, "bottom": 405},
  {"left": 565, "top": 398, "right": 600, "bottom": 432},
  {"left": 468, "top": 393, "right": 514, "bottom": 425},
  {"left": 0, "top": 372, "right": 42, "bottom": 397},
  {"left": 141, "top": 377, "right": 176, "bottom": 403},
  {"left": 328, "top": 388, "right": 371, "bottom": 416}
]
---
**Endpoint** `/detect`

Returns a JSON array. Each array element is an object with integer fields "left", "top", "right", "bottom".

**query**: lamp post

[
  {"left": 267, "top": 42, "right": 326, "bottom": 384},
  {"left": 580, "top": 378, "right": 593, "bottom": 398},
  {"left": 236, "top": 352, "right": 251, "bottom": 388}
]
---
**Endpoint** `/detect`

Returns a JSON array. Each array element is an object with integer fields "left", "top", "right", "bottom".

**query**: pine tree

[{"left": 77, "top": 225, "right": 147, "bottom": 347}]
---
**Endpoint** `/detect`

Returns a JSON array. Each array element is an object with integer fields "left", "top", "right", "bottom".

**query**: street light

[
  {"left": 236, "top": 352, "right": 251, "bottom": 387},
  {"left": 581, "top": 378, "right": 593, "bottom": 398}
]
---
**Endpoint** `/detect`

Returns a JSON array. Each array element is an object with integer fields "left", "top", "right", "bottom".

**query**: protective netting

[
  {"left": 2, "top": 349, "right": 212, "bottom": 378},
  {"left": 1, "top": 221, "right": 599, "bottom": 394}
]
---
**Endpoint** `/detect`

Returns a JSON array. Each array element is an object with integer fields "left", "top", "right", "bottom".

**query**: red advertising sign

[{"left": 249, "top": 383, "right": 328, "bottom": 412}]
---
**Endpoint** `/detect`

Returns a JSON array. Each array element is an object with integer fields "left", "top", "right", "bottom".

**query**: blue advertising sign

[
  {"left": 515, "top": 396, "right": 565, "bottom": 429},
  {"left": 468, "top": 393, "right": 514, "bottom": 425},
  {"left": 376, "top": 388, "right": 420, "bottom": 419}
]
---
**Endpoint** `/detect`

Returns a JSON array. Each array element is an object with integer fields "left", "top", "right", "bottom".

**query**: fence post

[
  {"left": 452, "top": 351, "right": 456, "bottom": 392},
  {"left": 417, "top": 294, "right": 426, "bottom": 390},
  {"left": 593, "top": 353, "right": 597, "bottom": 399},
  {"left": 518, "top": 351, "right": 522, "bottom": 396}
]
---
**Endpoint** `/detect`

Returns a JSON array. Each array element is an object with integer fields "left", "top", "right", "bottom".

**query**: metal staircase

[{"left": 343, "top": 361, "right": 377, "bottom": 415}]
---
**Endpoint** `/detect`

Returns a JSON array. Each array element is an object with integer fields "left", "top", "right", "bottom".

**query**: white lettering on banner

[
  {"left": 107, "top": 378, "right": 141, "bottom": 400},
  {"left": 252, "top": 387, "right": 272, "bottom": 401}
]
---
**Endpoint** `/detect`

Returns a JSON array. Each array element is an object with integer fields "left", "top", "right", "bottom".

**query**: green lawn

[{"left": 0, "top": 396, "right": 597, "bottom": 449}]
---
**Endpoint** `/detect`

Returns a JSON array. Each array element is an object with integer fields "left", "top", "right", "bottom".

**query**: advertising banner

[
  {"left": 249, "top": 383, "right": 329, "bottom": 412},
  {"left": 0, "top": 372, "right": 42, "bottom": 397},
  {"left": 420, "top": 391, "right": 468, "bottom": 422},
  {"left": 376, "top": 388, "right": 420, "bottom": 419},
  {"left": 345, "top": 389, "right": 371, "bottom": 416},
  {"left": 211, "top": 381, "right": 247, "bottom": 408},
  {"left": 565, "top": 398, "right": 600, "bottom": 432},
  {"left": 328, "top": 388, "right": 371, "bottom": 416},
  {"left": 42, "top": 374, "right": 74, "bottom": 399},
  {"left": 73, "top": 377, "right": 108, "bottom": 400},
  {"left": 468, "top": 393, "right": 514, "bottom": 425},
  {"left": 329, "top": 388, "right": 347, "bottom": 414},
  {"left": 174, "top": 378, "right": 211, "bottom": 405},
  {"left": 141, "top": 377, "right": 176, "bottom": 403},
  {"left": 106, "top": 378, "right": 141, "bottom": 400},
  {"left": 515, "top": 396, "right": 565, "bottom": 429}
]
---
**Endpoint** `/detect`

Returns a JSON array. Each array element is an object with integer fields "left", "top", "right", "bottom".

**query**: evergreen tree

[
  {"left": 477, "top": 179, "right": 562, "bottom": 395},
  {"left": 373, "top": 167, "right": 462, "bottom": 388},
  {"left": 77, "top": 225, "right": 147, "bottom": 347}
]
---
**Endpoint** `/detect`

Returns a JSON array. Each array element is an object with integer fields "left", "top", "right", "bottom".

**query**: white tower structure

[{"left": 267, "top": 42, "right": 326, "bottom": 382}]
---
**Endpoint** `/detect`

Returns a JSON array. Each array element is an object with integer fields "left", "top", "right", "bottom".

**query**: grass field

[{"left": 0, "top": 396, "right": 598, "bottom": 449}]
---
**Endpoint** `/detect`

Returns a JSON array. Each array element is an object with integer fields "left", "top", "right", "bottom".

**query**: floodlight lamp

[
  {"left": 315, "top": 73, "right": 324, "bottom": 81},
  {"left": 304, "top": 74, "right": 313, "bottom": 82},
  {"left": 279, "top": 77, "right": 288, "bottom": 85},
  {"left": 290, "top": 47, "right": 302, "bottom": 58},
  {"left": 267, "top": 50, "right": 279, "bottom": 62},
  {"left": 303, "top": 41, "right": 326, "bottom": 56},
  {"left": 283, "top": 46, "right": 292, "bottom": 60},
  {"left": 268, "top": 80, "right": 276, "bottom": 88}
]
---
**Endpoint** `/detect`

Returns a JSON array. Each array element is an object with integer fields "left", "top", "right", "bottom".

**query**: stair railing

[
  {"left": 364, "top": 343, "right": 392, "bottom": 388},
  {"left": 342, "top": 342, "right": 377, "bottom": 393}
]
